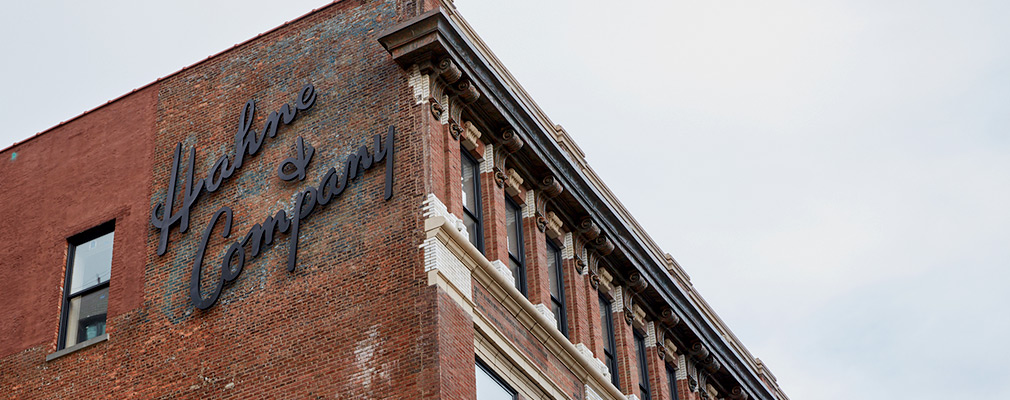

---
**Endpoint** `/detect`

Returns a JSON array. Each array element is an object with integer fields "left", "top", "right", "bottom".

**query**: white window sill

[{"left": 45, "top": 333, "right": 109, "bottom": 362}]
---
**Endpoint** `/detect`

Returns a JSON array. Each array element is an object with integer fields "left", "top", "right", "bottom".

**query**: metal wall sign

[{"left": 149, "top": 84, "right": 396, "bottom": 310}]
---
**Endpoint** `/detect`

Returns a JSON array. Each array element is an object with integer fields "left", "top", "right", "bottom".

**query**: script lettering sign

[{"left": 149, "top": 84, "right": 396, "bottom": 310}]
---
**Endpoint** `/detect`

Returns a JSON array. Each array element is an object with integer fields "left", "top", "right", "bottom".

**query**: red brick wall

[
  {"left": 0, "top": 83, "right": 157, "bottom": 359},
  {"left": 480, "top": 168, "right": 509, "bottom": 265},
  {"left": 563, "top": 253, "right": 592, "bottom": 347},
  {"left": 0, "top": 1, "right": 460, "bottom": 398}
]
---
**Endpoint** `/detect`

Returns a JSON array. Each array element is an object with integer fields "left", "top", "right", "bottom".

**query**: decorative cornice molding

[
  {"left": 379, "top": 25, "right": 479, "bottom": 139},
  {"left": 379, "top": 10, "right": 779, "bottom": 400}
]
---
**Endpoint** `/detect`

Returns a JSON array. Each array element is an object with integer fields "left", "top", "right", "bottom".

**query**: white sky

[{"left": 3, "top": 1, "right": 1008, "bottom": 399}]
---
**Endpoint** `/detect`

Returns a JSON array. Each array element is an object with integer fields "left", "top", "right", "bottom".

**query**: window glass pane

[
  {"left": 64, "top": 287, "right": 108, "bottom": 348},
  {"left": 464, "top": 213, "right": 481, "bottom": 248},
  {"left": 476, "top": 361, "right": 516, "bottom": 400},
  {"left": 668, "top": 366, "right": 679, "bottom": 400},
  {"left": 547, "top": 245, "right": 560, "bottom": 298},
  {"left": 461, "top": 155, "right": 477, "bottom": 212},
  {"left": 508, "top": 257, "right": 522, "bottom": 291},
  {"left": 505, "top": 202, "right": 520, "bottom": 257},
  {"left": 551, "top": 301, "right": 563, "bottom": 331},
  {"left": 599, "top": 298, "right": 612, "bottom": 347},
  {"left": 70, "top": 231, "right": 114, "bottom": 293},
  {"left": 600, "top": 296, "right": 620, "bottom": 388},
  {"left": 636, "top": 333, "right": 651, "bottom": 400}
]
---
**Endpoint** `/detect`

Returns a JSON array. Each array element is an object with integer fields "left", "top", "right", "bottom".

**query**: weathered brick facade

[{"left": 0, "top": 1, "right": 789, "bottom": 400}]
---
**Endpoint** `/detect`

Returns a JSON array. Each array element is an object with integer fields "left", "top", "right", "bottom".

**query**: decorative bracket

[
  {"left": 702, "top": 355, "right": 723, "bottom": 373},
  {"left": 579, "top": 217, "right": 601, "bottom": 241},
  {"left": 588, "top": 253, "right": 601, "bottom": 290},
  {"left": 728, "top": 386, "right": 750, "bottom": 400},
  {"left": 592, "top": 234, "right": 615, "bottom": 256},
  {"left": 628, "top": 272, "right": 649, "bottom": 293},
  {"left": 661, "top": 306, "right": 681, "bottom": 327},
  {"left": 378, "top": 20, "right": 480, "bottom": 136},
  {"left": 461, "top": 121, "right": 482, "bottom": 151},
  {"left": 622, "top": 285, "right": 634, "bottom": 325},
  {"left": 492, "top": 128, "right": 524, "bottom": 188},
  {"left": 688, "top": 342, "right": 710, "bottom": 360},
  {"left": 534, "top": 175, "right": 563, "bottom": 232}
]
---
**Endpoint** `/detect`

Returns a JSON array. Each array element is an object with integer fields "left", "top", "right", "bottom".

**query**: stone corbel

[
  {"left": 545, "top": 211, "right": 564, "bottom": 239},
  {"left": 588, "top": 253, "right": 601, "bottom": 290},
  {"left": 663, "top": 337, "right": 680, "bottom": 364},
  {"left": 622, "top": 285, "right": 634, "bottom": 325},
  {"left": 579, "top": 219, "right": 602, "bottom": 279},
  {"left": 589, "top": 236, "right": 614, "bottom": 254},
  {"left": 492, "top": 128, "right": 524, "bottom": 188},
  {"left": 534, "top": 176, "right": 563, "bottom": 232},
  {"left": 446, "top": 78, "right": 480, "bottom": 138},
  {"left": 656, "top": 327, "right": 668, "bottom": 360},
  {"left": 592, "top": 234, "right": 615, "bottom": 256},
  {"left": 702, "top": 354, "right": 722, "bottom": 373},
  {"left": 505, "top": 169, "right": 524, "bottom": 198},
  {"left": 632, "top": 304, "right": 647, "bottom": 328},
  {"left": 697, "top": 373, "right": 709, "bottom": 398},
  {"left": 461, "top": 121, "right": 482, "bottom": 151},
  {"left": 572, "top": 242, "right": 588, "bottom": 275},
  {"left": 628, "top": 272, "right": 649, "bottom": 293},
  {"left": 418, "top": 57, "right": 461, "bottom": 121},
  {"left": 688, "top": 342, "right": 710, "bottom": 360},
  {"left": 579, "top": 217, "right": 601, "bottom": 242},
  {"left": 378, "top": 20, "right": 484, "bottom": 135},
  {"left": 661, "top": 307, "right": 681, "bottom": 327},
  {"left": 728, "top": 386, "right": 749, "bottom": 400},
  {"left": 656, "top": 328, "right": 679, "bottom": 363},
  {"left": 705, "top": 384, "right": 720, "bottom": 400}
]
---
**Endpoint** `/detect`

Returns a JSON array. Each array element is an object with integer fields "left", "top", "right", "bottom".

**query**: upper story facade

[{"left": 0, "top": 1, "right": 789, "bottom": 399}]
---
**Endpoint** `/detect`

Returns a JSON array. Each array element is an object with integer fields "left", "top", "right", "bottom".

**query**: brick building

[{"left": 0, "top": 1, "right": 790, "bottom": 399}]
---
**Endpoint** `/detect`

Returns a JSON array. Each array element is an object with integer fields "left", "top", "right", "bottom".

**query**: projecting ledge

[
  {"left": 378, "top": 9, "right": 455, "bottom": 67},
  {"left": 45, "top": 333, "right": 109, "bottom": 362}
]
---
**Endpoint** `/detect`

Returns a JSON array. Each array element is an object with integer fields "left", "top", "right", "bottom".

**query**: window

[
  {"left": 460, "top": 149, "right": 483, "bottom": 253},
  {"left": 59, "top": 222, "right": 114, "bottom": 350},
  {"left": 505, "top": 197, "right": 526, "bottom": 296},
  {"left": 476, "top": 358, "right": 517, "bottom": 400},
  {"left": 546, "top": 240, "right": 567, "bottom": 336},
  {"left": 599, "top": 294, "right": 620, "bottom": 389},
  {"left": 635, "top": 331, "right": 652, "bottom": 400},
  {"left": 667, "top": 365, "right": 679, "bottom": 400}
]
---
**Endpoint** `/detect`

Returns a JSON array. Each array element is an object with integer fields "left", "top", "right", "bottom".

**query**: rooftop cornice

[{"left": 380, "top": 7, "right": 781, "bottom": 400}]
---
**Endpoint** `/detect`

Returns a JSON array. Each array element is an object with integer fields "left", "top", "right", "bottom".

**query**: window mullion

[{"left": 66, "top": 281, "right": 110, "bottom": 299}]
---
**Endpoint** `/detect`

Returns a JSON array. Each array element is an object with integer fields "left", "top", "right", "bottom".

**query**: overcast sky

[{"left": 3, "top": 1, "right": 1008, "bottom": 399}]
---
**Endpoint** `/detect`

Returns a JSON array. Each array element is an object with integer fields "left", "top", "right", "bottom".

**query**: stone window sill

[{"left": 45, "top": 333, "right": 109, "bottom": 362}]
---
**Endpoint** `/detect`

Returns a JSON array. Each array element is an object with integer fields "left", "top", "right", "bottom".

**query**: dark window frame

[
  {"left": 667, "top": 364, "right": 679, "bottom": 400},
  {"left": 460, "top": 148, "right": 484, "bottom": 253},
  {"left": 546, "top": 240, "right": 567, "bottom": 337},
  {"left": 475, "top": 357, "right": 518, "bottom": 400},
  {"left": 635, "top": 331, "right": 652, "bottom": 400},
  {"left": 505, "top": 196, "right": 527, "bottom": 296},
  {"left": 58, "top": 220, "right": 115, "bottom": 350},
  {"left": 600, "top": 294, "right": 620, "bottom": 389}
]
